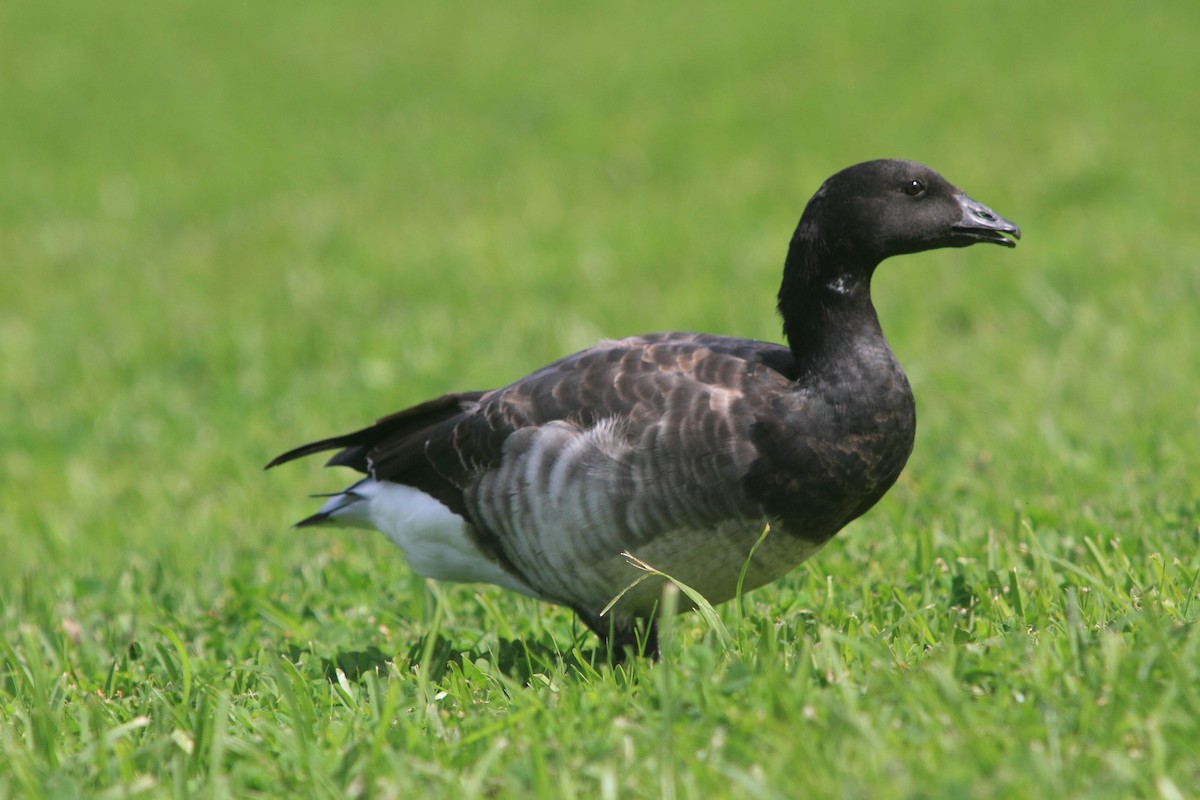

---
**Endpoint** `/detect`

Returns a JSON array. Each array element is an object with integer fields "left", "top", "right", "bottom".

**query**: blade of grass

[{"left": 613, "top": 552, "right": 731, "bottom": 647}]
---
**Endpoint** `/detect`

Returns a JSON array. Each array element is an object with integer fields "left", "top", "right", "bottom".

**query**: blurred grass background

[{"left": 1, "top": 1, "right": 1198, "bottom": 797}]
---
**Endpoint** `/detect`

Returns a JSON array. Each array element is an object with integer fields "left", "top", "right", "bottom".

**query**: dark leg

[{"left": 576, "top": 609, "right": 660, "bottom": 661}]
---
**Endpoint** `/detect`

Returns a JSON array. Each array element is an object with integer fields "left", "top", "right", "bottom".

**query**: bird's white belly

[{"left": 337, "top": 479, "right": 540, "bottom": 598}]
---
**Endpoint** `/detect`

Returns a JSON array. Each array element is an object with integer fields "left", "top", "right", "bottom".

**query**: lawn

[{"left": 2, "top": 1, "right": 1198, "bottom": 797}]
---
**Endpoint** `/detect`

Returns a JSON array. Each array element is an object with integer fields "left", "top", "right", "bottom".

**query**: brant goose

[{"left": 267, "top": 159, "right": 1019, "bottom": 656}]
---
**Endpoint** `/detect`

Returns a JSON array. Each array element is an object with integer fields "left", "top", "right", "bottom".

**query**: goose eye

[{"left": 903, "top": 178, "right": 926, "bottom": 197}]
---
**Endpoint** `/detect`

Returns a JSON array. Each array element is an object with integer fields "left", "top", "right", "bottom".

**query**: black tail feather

[
  {"left": 264, "top": 433, "right": 364, "bottom": 470},
  {"left": 264, "top": 390, "right": 486, "bottom": 472},
  {"left": 294, "top": 510, "right": 335, "bottom": 528}
]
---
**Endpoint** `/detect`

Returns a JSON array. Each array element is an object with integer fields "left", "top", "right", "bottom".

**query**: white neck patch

[{"left": 826, "top": 274, "right": 855, "bottom": 295}]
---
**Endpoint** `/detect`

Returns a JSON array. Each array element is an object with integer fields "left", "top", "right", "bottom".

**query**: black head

[
  {"left": 778, "top": 159, "right": 1019, "bottom": 358},
  {"left": 791, "top": 159, "right": 1020, "bottom": 267}
]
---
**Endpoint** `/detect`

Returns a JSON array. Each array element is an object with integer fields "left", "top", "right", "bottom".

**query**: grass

[{"left": 2, "top": 1, "right": 1198, "bottom": 797}]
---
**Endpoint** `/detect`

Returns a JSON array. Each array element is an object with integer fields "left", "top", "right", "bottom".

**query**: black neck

[{"left": 776, "top": 233, "right": 884, "bottom": 373}]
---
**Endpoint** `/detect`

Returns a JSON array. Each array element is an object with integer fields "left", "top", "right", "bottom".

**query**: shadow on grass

[{"left": 301, "top": 633, "right": 626, "bottom": 687}]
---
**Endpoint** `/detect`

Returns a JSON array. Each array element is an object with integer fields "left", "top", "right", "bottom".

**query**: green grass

[{"left": 2, "top": 1, "right": 1198, "bottom": 797}]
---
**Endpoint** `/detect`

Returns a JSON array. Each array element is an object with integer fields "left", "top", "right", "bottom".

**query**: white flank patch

[{"left": 319, "top": 478, "right": 538, "bottom": 598}]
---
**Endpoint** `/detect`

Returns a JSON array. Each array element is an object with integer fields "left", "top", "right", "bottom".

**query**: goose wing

[{"left": 271, "top": 333, "right": 808, "bottom": 616}]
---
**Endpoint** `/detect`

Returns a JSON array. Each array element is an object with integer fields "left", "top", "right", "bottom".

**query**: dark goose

[{"left": 267, "top": 159, "right": 1020, "bottom": 655}]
